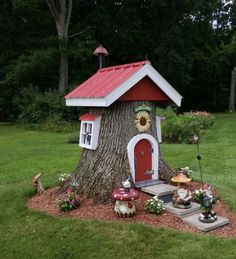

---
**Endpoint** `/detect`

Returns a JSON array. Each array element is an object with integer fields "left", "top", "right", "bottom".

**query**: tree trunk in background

[
  {"left": 46, "top": 0, "right": 72, "bottom": 93},
  {"left": 59, "top": 45, "right": 69, "bottom": 93},
  {"left": 70, "top": 101, "right": 175, "bottom": 203},
  {"left": 228, "top": 66, "right": 236, "bottom": 112}
]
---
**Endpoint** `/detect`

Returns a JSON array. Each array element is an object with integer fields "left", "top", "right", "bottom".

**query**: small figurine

[
  {"left": 32, "top": 173, "right": 45, "bottom": 194},
  {"left": 172, "top": 188, "right": 192, "bottom": 208},
  {"left": 195, "top": 184, "right": 217, "bottom": 223},
  {"left": 122, "top": 178, "right": 131, "bottom": 192},
  {"left": 171, "top": 171, "right": 192, "bottom": 209}
]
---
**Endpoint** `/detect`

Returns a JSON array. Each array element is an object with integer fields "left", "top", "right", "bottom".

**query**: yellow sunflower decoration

[{"left": 135, "top": 111, "right": 151, "bottom": 132}]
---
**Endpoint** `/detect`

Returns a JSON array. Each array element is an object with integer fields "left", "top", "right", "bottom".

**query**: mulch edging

[{"left": 27, "top": 183, "right": 236, "bottom": 239}]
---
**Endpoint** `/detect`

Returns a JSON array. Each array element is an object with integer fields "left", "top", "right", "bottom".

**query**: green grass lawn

[{"left": 1, "top": 115, "right": 236, "bottom": 259}]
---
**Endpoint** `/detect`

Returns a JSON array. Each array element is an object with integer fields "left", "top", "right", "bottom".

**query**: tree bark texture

[
  {"left": 71, "top": 101, "right": 175, "bottom": 203},
  {"left": 228, "top": 66, "right": 236, "bottom": 112},
  {"left": 46, "top": 0, "right": 72, "bottom": 93}
]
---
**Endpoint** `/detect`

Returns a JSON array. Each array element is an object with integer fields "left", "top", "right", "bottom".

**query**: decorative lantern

[{"left": 202, "top": 195, "right": 212, "bottom": 208}]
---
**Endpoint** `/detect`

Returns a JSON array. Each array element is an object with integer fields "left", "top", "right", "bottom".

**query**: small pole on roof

[{"left": 93, "top": 44, "right": 109, "bottom": 69}]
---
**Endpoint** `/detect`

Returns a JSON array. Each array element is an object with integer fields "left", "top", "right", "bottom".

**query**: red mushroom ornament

[{"left": 112, "top": 188, "right": 140, "bottom": 217}]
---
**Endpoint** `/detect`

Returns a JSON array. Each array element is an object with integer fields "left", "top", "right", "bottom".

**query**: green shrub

[
  {"left": 157, "top": 108, "right": 215, "bottom": 143},
  {"left": 13, "top": 86, "right": 85, "bottom": 132}
]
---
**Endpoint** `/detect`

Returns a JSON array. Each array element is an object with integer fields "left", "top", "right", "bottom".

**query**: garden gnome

[
  {"left": 32, "top": 173, "right": 45, "bottom": 194},
  {"left": 198, "top": 184, "right": 217, "bottom": 223},
  {"left": 171, "top": 171, "right": 192, "bottom": 209},
  {"left": 122, "top": 178, "right": 131, "bottom": 192}
]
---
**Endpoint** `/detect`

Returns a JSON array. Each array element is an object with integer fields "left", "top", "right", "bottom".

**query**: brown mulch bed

[{"left": 27, "top": 182, "right": 236, "bottom": 239}]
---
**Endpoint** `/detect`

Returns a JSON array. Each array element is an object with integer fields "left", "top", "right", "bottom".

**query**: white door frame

[{"left": 127, "top": 134, "right": 159, "bottom": 183}]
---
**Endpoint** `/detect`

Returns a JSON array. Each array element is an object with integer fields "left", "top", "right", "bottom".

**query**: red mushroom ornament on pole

[{"left": 112, "top": 179, "right": 140, "bottom": 217}]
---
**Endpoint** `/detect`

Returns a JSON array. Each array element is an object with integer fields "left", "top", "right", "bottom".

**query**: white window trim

[
  {"left": 156, "top": 115, "right": 162, "bottom": 143},
  {"left": 79, "top": 116, "right": 101, "bottom": 150}
]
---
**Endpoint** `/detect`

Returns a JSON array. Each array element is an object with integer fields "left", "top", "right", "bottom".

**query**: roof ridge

[{"left": 98, "top": 60, "right": 150, "bottom": 72}]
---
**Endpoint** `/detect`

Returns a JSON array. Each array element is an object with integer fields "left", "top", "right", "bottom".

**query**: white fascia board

[
  {"left": 65, "top": 97, "right": 108, "bottom": 107},
  {"left": 146, "top": 64, "right": 183, "bottom": 107},
  {"left": 105, "top": 63, "right": 183, "bottom": 107}
]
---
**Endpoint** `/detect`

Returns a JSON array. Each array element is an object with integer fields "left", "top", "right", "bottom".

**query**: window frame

[{"left": 79, "top": 114, "right": 101, "bottom": 150}]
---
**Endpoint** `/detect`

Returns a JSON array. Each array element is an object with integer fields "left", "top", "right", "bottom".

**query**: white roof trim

[
  {"left": 65, "top": 98, "right": 107, "bottom": 107},
  {"left": 65, "top": 63, "right": 183, "bottom": 107}
]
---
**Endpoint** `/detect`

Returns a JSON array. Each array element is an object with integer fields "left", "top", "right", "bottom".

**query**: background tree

[
  {"left": 46, "top": 0, "right": 72, "bottom": 94},
  {"left": 1, "top": 0, "right": 236, "bottom": 121},
  {"left": 228, "top": 66, "right": 236, "bottom": 112}
]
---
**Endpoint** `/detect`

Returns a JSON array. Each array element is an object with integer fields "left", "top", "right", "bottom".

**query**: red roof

[
  {"left": 65, "top": 61, "right": 148, "bottom": 99},
  {"left": 79, "top": 113, "right": 98, "bottom": 121}
]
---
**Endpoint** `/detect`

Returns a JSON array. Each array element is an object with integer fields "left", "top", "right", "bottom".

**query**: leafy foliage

[
  {"left": 56, "top": 188, "right": 81, "bottom": 212},
  {"left": 157, "top": 108, "right": 215, "bottom": 143},
  {"left": 179, "top": 166, "right": 193, "bottom": 178},
  {"left": 12, "top": 86, "right": 83, "bottom": 131},
  {"left": 144, "top": 196, "right": 164, "bottom": 215},
  {"left": 0, "top": 0, "right": 236, "bottom": 121}
]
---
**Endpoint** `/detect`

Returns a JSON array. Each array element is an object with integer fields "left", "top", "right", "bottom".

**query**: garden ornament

[
  {"left": 112, "top": 184, "right": 140, "bottom": 217},
  {"left": 171, "top": 172, "right": 192, "bottom": 209},
  {"left": 32, "top": 173, "right": 45, "bottom": 194},
  {"left": 195, "top": 184, "right": 217, "bottom": 223},
  {"left": 122, "top": 178, "right": 131, "bottom": 192}
]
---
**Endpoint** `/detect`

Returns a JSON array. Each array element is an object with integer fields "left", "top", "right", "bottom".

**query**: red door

[{"left": 134, "top": 139, "right": 152, "bottom": 182}]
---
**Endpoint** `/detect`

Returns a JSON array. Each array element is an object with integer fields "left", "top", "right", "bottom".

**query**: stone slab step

[
  {"left": 141, "top": 184, "right": 177, "bottom": 202},
  {"left": 135, "top": 179, "right": 165, "bottom": 188},
  {"left": 182, "top": 214, "right": 229, "bottom": 232},
  {"left": 164, "top": 202, "right": 201, "bottom": 218}
]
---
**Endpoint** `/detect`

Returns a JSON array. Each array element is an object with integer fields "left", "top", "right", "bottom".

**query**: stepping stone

[
  {"left": 164, "top": 202, "right": 201, "bottom": 218},
  {"left": 135, "top": 179, "right": 165, "bottom": 188},
  {"left": 182, "top": 214, "right": 229, "bottom": 232},
  {"left": 141, "top": 184, "right": 177, "bottom": 202}
]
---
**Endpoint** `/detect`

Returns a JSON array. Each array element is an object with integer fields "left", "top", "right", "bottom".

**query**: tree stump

[{"left": 69, "top": 101, "right": 175, "bottom": 203}]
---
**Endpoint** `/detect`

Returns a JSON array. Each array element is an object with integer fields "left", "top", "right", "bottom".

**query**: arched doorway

[
  {"left": 134, "top": 139, "right": 152, "bottom": 182},
  {"left": 127, "top": 134, "right": 159, "bottom": 185}
]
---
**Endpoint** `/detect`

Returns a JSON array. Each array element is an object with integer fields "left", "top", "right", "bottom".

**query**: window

[{"left": 79, "top": 113, "right": 101, "bottom": 150}]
